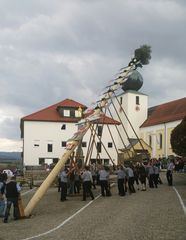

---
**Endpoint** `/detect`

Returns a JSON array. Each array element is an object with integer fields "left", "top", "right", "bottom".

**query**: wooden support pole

[
  {"left": 24, "top": 123, "right": 90, "bottom": 217},
  {"left": 113, "top": 92, "right": 149, "bottom": 159},
  {"left": 107, "top": 107, "right": 131, "bottom": 159}
]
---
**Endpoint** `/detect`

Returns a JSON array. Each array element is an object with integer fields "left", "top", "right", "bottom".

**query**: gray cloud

[{"left": 0, "top": 0, "right": 186, "bottom": 150}]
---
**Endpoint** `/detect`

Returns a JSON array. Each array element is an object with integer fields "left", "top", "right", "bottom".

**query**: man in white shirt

[
  {"left": 81, "top": 166, "right": 94, "bottom": 201},
  {"left": 166, "top": 160, "right": 175, "bottom": 186}
]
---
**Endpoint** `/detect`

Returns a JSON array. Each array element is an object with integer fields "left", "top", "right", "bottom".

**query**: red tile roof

[
  {"left": 21, "top": 99, "right": 86, "bottom": 123},
  {"left": 95, "top": 115, "right": 120, "bottom": 125},
  {"left": 21, "top": 98, "right": 120, "bottom": 125},
  {"left": 141, "top": 97, "right": 186, "bottom": 127}
]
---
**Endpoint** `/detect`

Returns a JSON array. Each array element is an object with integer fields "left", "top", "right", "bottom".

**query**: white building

[
  {"left": 111, "top": 90, "right": 148, "bottom": 149},
  {"left": 140, "top": 97, "right": 186, "bottom": 158},
  {"left": 21, "top": 99, "right": 120, "bottom": 166}
]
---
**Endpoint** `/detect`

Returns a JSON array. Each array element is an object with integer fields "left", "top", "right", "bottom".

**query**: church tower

[{"left": 111, "top": 70, "right": 148, "bottom": 149}]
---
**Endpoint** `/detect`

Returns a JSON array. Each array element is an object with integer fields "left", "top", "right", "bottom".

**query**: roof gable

[
  {"left": 21, "top": 99, "right": 87, "bottom": 123},
  {"left": 141, "top": 97, "right": 186, "bottom": 127},
  {"left": 21, "top": 98, "right": 120, "bottom": 125}
]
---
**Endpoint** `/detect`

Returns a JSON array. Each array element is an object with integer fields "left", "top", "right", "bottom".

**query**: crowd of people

[
  {"left": 0, "top": 157, "right": 180, "bottom": 223},
  {"left": 58, "top": 158, "right": 176, "bottom": 203}
]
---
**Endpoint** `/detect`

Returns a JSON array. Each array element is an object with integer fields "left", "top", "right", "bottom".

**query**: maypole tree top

[{"left": 134, "top": 44, "right": 152, "bottom": 65}]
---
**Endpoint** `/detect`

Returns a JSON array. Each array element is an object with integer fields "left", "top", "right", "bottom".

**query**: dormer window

[
  {"left": 75, "top": 110, "right": 80, "bottom": 117},
  {"left": 64, "top": 109, "right": 70, "bottom": 117},
  {"left": 56, "top": 105, "right": 83, "bottom": 118}
]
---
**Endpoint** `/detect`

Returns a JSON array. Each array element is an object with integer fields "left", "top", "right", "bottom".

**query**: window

[
  {"left": 82, "top": 142, "right": 87, "bottom": 147},
  {"left": 39, "top": 158, "right": 45, "bottom": 165},
  {"left": 61, "top": 124, "right": 66, "bottom": 130},
  {"left": 108, "top": 142, "right": 113, "bottom": 148},
  {"left": 75, "top": 107, "right": 82, "bottom": 118},
  {"left": 159, "top": 134, "right": 162, "bottom": 149},
  {"left": 75, "top": 110, "right": 79, "bottom": 117},
  {"left": 97, "top": 159, "right": 102, "bottom": 165},
  {"left": 104, "top": 159, "right": 109, "bottom": 165},
  {"left": 149, "top": 135, "right": 152, "bottom": 147},
  {"left": 120, "top": 97, "right": 123, "bottom": 105},
  {"left": 47, "top": 144, "right": 53, "bottom": 152},
  {"left": 90, "top": 159, "right": 96, "bottom": 164},
  {"left": 64, "top": 109, "right": 70, "bottom": 117},
  {"left": 136, "top": 96, "right": 140, "bottom": 105},
  {"left": 62, "top": 141, "right": 66, "bottom": 147},
  {"left": 97, "top": 142, "right": 102, "bottom": 153},
  {"left": 34, "top": 140, "right": 40, "bottom": 147},
  {"left": 53, "top": 158, "right": 59, "bottom": 164},
  {"left": 98, "top": 126, "right": 103, "bottom": 136}
]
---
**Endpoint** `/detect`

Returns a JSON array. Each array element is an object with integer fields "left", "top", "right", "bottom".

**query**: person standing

[
  {"left": 126, "top": 165, "right": 135, "bottom": 193},
  {"left": 133, "top": 163, "right": 140, "bottom": 190},
  {"left": 116, "top": 165, "right": 126, "bottom": 196},
  {"left": 81, "top": 166, "right": 94, "bottom": 201},
  {"left": 57, "top": 173, "right": 61, "bottom": 192},
  {"left": 166, "top": 160, "right": 175, "bottom": 186},
  {"left": 154, "top": 164, "right": 159, "bottom": 188},
  {"left": 99, "top": 166, "right": 110, "bottom": 197},
  {"left": 138, "top": 163, "right": 147, "bottom": 191},
  {"left": 3, "top": 175, "right": 21, "bottom": 223},
  {"left": 74, "top": 170, "right": 81, "bottom": 194},
  {"left": 147, "top": 161, "right": 155, "bottom": 188},
  {"left": 0, "top": 173, "right": 6, "bottom": 217},
  {"left": 60, "top": 167, "right": 68, "bottom": 201}
]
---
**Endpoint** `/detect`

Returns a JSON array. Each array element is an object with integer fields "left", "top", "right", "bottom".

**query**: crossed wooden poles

[{"left": 22, "top": 57, "right": 148, "bottom": 217}]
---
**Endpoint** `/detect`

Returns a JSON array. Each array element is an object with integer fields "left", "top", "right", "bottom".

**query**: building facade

[
  {"left": 140, "top": 97, "right": 186, "bottom": 159},
  {"left": 21, "top": 95, "right": 186, "bottom": 165},
  {"left": 111, "top": 90, "right": 148, "bottom": 149},
  {"left": 21, "top": 99, "right": 120, "bottom": 166}
]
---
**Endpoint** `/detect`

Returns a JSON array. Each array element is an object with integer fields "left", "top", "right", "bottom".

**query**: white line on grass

[
  {"left": 173, "top": 186, "right": 186, "bottom": 216},
  {"left": 19, "top": 194, "right": 101, "bottom": 240}
]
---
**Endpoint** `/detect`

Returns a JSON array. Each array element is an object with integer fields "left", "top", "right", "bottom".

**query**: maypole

[{"left": 23, "top": 45, "right": 151, "bottom": 217}]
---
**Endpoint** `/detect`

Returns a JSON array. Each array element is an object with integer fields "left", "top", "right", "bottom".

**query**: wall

[
  {"left": 140, "top": 120, "right": 180, "bottom": 158},
  {"left": 111, "top": 91, "right": 148, "bottom": 149},
  {"left": 23, "top": 121, "right": 118, "bottom": 166}
]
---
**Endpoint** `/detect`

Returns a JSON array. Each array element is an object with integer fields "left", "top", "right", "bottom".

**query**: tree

[
  {"left": 134, "top": 45, "right": 152, "bottom": 65},
  {"left": 171, "top": 116, "right": 186, "bottom": 157}
]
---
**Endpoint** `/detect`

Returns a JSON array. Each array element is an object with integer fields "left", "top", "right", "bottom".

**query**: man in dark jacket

[{"left": 3, "top": 176, "right": 21, "bottom": 223}]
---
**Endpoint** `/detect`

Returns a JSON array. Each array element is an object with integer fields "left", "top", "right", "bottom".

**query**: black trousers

[
  {"left": 128, "top": 177, "right": 135, "bottom": 193},
  {"left": 117, "top": 178, "right": 125, "bottom": 196},
  {"left": 100, "top": 180, "right": 110, "bottom": 196},
  {"left": 154, "top": 174, "right": 159, "bottom": 188},
  {"left": 149, "top": 174, "right": 155, "bottom": 188},
  {"left": 74, "top": 180, "right": 80, "bottom": 194},
  {"left": 83, "top": 181, "right": 94, "bottom": 200},
  {"left": 139, "top": 175, "right": 146, "bottom": 185},
  {"left": 166, "top": 170, "right": 173, "bottom": 186},
  {"left": 58, "top": 178, "right": 61, "bottom": 192},
  {"left": 4, "top": 197, "right": 19, "bottom": 221},
  {"left": 60, "top": 182, "right": 67, "bottom": 201}
]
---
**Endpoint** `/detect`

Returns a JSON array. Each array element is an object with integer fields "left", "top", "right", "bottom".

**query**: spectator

[{"left": 3, "top": 175, "right": 21, "bottom": 223}]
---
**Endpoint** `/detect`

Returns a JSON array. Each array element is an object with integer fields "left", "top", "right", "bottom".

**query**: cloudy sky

[{"left": 0, "top": 0, "right": 186, "bottom": 151}]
